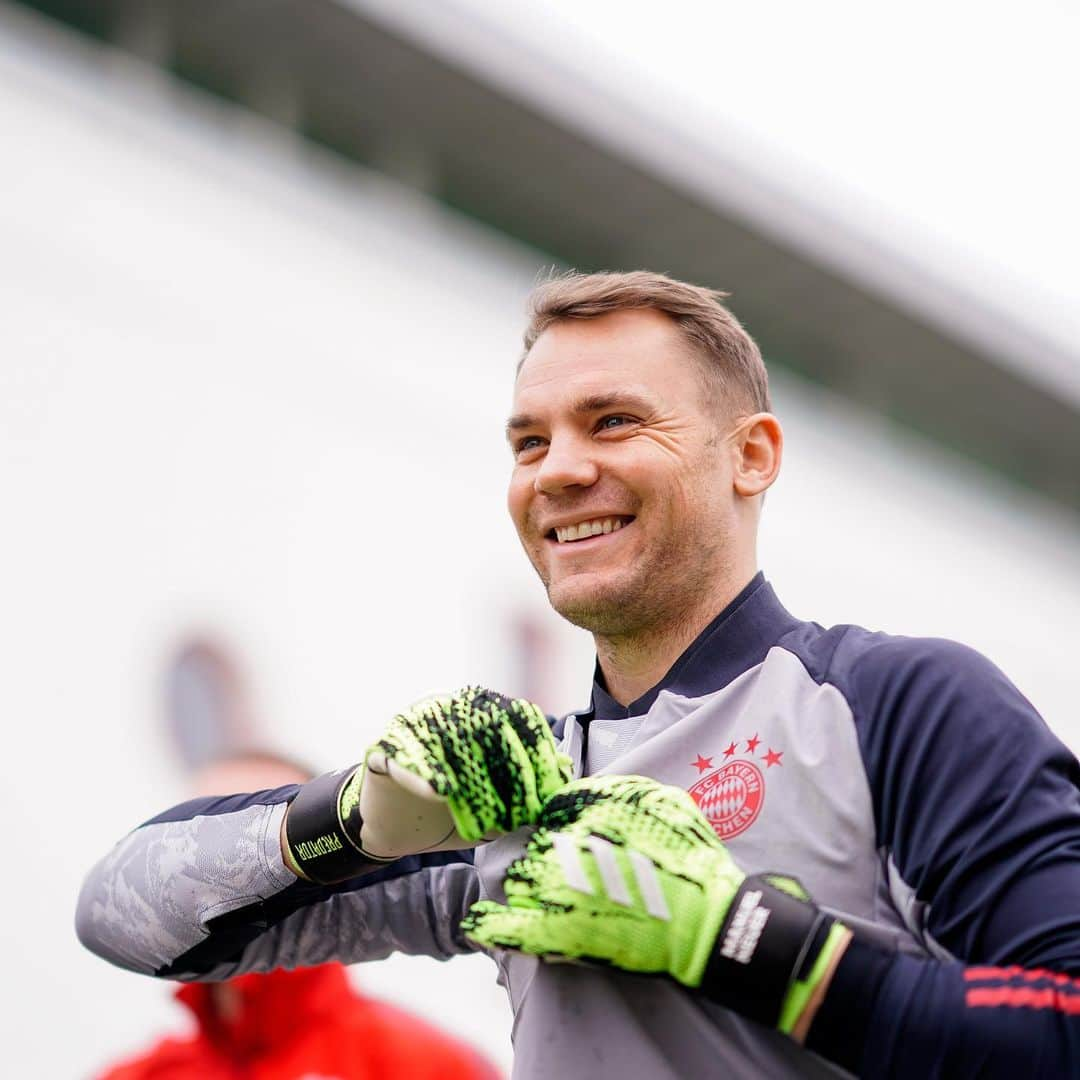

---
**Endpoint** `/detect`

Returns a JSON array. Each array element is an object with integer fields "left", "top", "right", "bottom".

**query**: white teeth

[{"left": 554, "top": 517, "right": 628, "bottom": 543}]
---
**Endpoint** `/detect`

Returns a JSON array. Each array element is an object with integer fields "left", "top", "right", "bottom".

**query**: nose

[{"left": 534, "top": 433, "right": 599, "bottom": 494}]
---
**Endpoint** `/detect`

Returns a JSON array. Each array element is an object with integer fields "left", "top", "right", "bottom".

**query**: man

[
  {"left": 78, "top": 272, "right": 1080, "bottom": 1077},
  {"left": 93, "top": 750, "right": 500, "bottom": 1080}
]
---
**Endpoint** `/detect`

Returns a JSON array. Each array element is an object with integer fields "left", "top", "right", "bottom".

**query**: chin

[{"left": 546, "top": 577, "right": 640, "bottom": 635}]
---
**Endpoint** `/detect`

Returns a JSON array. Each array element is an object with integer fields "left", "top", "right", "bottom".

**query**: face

[{"left": 507, "top": 309, "right": 743, "bottom": 638}]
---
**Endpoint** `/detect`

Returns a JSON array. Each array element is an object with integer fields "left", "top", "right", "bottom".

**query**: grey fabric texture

[
  {"left": 75, "top": 799, "right": 483, "bottom": 981},
  {"left": 75, "top": 802, "right": 293, "bottom": 976},
  {"left": 198, "top": 861, "right": 483, "bottom": 981},
  {"left": 585, "top": 715, "right": 646, "bottom": 774}
]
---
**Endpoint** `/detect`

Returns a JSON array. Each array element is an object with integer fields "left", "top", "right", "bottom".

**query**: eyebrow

[{"left": 505, "top": 392, "right": 653, "bottom": 440}]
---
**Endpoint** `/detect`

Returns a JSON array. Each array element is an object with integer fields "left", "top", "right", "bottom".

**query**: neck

[{"left": 594, "top": 570, "right": 755, "bottom": 706}]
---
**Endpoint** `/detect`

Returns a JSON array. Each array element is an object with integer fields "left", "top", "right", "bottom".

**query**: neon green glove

[
  {"left": 349, "top": 686, "right": 573, "bottom": 859},
  {"left": 462, "top": 775, "right": 849, "bottom": 1035},
  {"left": 284, "top": 687, "right": 572, "bottom": 883}
]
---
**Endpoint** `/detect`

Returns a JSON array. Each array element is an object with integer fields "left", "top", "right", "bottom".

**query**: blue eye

[{"left": 599, "top": 415, "right": 628, "bottom": 430}]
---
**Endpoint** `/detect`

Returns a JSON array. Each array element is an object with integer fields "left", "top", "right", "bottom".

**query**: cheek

[
  {"left": 630, "top": 458, "right": 690, "bottom": 511},
  {"left": 647, "top": 467, "right": 716, "bottom": 532}
]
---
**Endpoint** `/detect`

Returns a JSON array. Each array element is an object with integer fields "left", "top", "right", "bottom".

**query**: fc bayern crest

[
  {"left": 689, "top": 760, "right": 764, "bottom": 839},
  {"left": 688, "top": 735, "right": 781, "bottom": 840}
]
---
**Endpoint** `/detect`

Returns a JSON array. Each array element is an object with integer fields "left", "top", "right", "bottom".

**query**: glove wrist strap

[
  {"left": 700, "top": 873, "right": 834, "bottom": 1030},
  {"left": 284, "top": 767, "right": 386, "bottom": 884}
]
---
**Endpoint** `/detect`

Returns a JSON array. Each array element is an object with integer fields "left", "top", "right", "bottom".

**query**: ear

[{"left": 732, "top": 413, "right": 783, "bottom": 497}]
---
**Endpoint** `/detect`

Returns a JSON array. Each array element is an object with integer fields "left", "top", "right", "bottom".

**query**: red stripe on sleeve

[
  {"left": 966, "top": 986, "right": 1080, "bottom": 1014},
  {"left": 965, "top": 966, "right": 1076, "bottom": 987}
]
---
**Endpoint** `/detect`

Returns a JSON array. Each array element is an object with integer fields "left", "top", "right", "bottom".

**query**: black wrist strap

[
  {"left": 284, "top": 767, "right": 384, "bottom": 885},
  {"left": 700, "top": 874, "right": 833, "bottom": 1028}
]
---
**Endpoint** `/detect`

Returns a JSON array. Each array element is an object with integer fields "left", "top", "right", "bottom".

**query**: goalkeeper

[{"left": 78, "top": 272, "right": 1080, "bottom": 1077}]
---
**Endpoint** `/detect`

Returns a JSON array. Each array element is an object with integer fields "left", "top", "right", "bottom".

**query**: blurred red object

[{"left": 95, "top": 963, "right": 501, "bottom": 1079}]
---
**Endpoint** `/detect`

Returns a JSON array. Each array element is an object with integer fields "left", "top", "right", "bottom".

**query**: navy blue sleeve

[
  {"left": 845, "top": 635, "right": 1080, "bottom": 971},
  {"left": 807, "top": 634, "right": 1080, "bottom": 1075},
  {"left": 809, "top": 940, "right": 1080, "bottom": 1077}
]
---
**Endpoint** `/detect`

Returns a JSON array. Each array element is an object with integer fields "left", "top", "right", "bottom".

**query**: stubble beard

[{"left": 537, "top": 528, "right": 731, "bottom": 644}]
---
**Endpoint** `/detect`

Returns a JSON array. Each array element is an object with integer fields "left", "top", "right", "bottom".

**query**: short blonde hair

[{"left": 522, "top": 270, "right": 770, "bottom": 413}]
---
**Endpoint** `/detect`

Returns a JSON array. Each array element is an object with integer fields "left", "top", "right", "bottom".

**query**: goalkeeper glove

[
  {"left": 461, "top": 774, "right": 849, "bottom": 1036},
  {"left": 284, "top": 686, "right": 572, "bottom": 884}
]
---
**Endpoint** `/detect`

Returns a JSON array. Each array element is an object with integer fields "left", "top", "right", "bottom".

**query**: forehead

[{"left": 512, "top": 308, "right": 702, "bottom": 414}]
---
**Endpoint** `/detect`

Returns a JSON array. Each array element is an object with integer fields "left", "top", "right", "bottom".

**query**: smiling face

[{"left": 507, "top": 308, "right": 751, "bottom": 640}]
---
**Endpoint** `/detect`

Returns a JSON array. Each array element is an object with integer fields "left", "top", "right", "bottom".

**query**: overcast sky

[{"left": 452, "top": 0, "right": 1079, "bottom": 374}]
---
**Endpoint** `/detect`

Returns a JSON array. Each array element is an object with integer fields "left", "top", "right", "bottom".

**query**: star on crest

[
  {"left": 722, "top": 740, "right": 738, "bottom": 758},
  {"left": 692, "top": 754, "right": 714, "bottom": 774},
  {"left": 764, "top": 748, "right": 783, "bottom": 768},
  {"left": 745, "top": 734, "right": 761, "bottom": 754}
]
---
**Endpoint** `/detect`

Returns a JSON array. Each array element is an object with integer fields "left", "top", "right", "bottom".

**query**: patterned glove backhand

[
  {"left": 347, "top": 686, "right": 573, "bottom": 859},
  {"left": 462, "top": 775, "right": 848, "bottom": 1035}
]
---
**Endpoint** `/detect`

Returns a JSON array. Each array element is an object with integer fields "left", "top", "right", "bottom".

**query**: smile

[{"left": 548, "top": 516, "right": 634, "bottom": 544}]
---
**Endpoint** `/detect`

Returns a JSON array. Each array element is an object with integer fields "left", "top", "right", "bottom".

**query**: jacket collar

[{"left": 587, "top": 573, "right": 800, "bottom": 722}]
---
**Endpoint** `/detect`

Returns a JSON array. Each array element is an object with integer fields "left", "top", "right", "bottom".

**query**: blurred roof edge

[{"left": 14, "top": 0, "right": 1080, "bottom": 514}]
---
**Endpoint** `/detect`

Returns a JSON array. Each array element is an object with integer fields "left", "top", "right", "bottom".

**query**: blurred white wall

[{"left": 2, "top": 9, "right": 1079, "bottom": 1078}]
